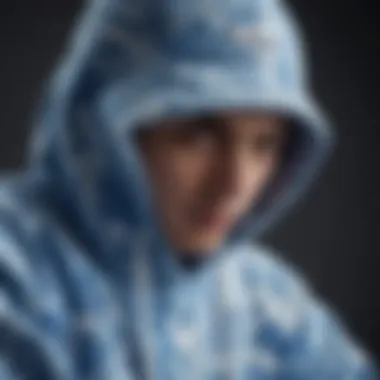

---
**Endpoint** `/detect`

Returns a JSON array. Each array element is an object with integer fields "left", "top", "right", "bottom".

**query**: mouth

[{"left": 193, "top": 209, "right": 237, "bottom": 231}]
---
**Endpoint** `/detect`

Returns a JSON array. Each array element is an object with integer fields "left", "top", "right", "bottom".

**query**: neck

[{"left": 178, "top": 252, "right": 206, "bottom": 271}]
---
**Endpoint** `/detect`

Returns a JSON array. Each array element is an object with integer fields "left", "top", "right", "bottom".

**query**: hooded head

[
  {"left": 137, "top": 112, "right": 289, "bottom": 257},
  {"left": 27, "top": 0, "right": 333, "bottom": 269}
]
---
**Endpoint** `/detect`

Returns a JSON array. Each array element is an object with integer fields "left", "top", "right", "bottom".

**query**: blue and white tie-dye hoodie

[{"left": 0, "top": 0, "right": 377, "bottom": 379}]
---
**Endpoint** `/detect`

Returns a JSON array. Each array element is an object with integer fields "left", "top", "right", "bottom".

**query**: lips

[{"left": 195, "top": 209, "right": 237, "bottom": 231}]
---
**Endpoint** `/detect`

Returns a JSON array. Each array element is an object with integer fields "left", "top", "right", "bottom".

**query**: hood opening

[{"left": 25, "top": 0, "right": 334, "bottom": 276}]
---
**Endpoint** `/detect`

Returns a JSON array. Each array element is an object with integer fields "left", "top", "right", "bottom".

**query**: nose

[{"left": 219, "top": 148, "right": 251, "bottom": 198}]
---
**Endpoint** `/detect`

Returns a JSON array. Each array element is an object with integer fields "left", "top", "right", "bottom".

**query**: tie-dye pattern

[{"left": 0, "top": 0, "right": 378, "bottom": 379}]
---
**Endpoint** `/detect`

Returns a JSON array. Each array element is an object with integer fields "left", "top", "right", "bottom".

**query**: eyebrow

[{"left": 193, "top": 114, "right": 228, "bottom": 129}]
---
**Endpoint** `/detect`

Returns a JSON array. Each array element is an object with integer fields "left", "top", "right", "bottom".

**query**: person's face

[{"left": 138, "top": 112, "right": 286, "bottom": 255}]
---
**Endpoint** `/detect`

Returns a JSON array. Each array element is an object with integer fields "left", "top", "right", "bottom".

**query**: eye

[
  {"left": 192, "top": 125, "right": 216, "bottom": 146},
  {"left": 173, "top": 118, "right": 218, "bottom": 149},
  {"left": 251, "top": 133, "right": 284, "bottom": 154}
]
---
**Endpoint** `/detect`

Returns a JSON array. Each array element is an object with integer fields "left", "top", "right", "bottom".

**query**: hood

[{"left": 27, "top": 0, "right": 334, "bottom": 269}]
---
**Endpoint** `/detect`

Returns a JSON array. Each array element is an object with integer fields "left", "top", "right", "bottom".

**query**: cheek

[
  {"left": 245, "top": 157, "right": 279, "bottom": 203},
  {"left": 149, "top": 152, "right": 210, "bottom": 217}
]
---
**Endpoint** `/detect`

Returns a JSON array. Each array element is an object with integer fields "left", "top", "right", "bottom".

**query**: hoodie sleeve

[
  {"left": 277, "top": 281, "right": 378, "bottom": 379},
  {"left": 0, "top": 225, "right": 72, "bottom": 380}
]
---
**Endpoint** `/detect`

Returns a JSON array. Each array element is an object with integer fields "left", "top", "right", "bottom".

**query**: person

[{"left": 0, "top": 0, "right": 377, "bottom": 378}]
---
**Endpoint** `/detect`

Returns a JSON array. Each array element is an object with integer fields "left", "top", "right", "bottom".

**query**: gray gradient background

[{"left": 0, "top": 0, "right": 379, "bottom": 358}]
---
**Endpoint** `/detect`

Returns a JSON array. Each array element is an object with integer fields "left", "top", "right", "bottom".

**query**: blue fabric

[{"left": 0, "top": 0, "right": 377, "bottom": 378}]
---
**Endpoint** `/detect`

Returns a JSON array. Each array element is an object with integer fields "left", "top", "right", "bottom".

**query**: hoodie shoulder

[
  {"left": 0, "top": 178, "right": 50, "bottom": 270},
  {"left": 234, "top": 243, "right": 377, "bottom": 376},
  {"left": 237, "top": 242, "right": 309, "bottom": 300},
  {"left": 0, "top": 178, "right": 59, "bottom": 312},
  {"left": 234, "top": 242, "right": 310, "bottom": 333},
  {"left": 0, "top": 179, "right": 43, "bottom": 269},
  {"left": 0, "top": 180, "right": 76, "bottom": 379}
]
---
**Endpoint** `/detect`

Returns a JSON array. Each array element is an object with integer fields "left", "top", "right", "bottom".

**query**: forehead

[
  {"left": 210, "top": 111, "right": 283, "bottom": 129},
  {"left": 137, "top": 112, "right": 287, "bottom": 146},
  {"left": 159, "top": 111, "right": 284, "bottom": 130}
]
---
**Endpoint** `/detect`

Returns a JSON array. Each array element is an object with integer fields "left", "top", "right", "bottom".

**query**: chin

[{"left": 177, "top": 236, "right": 224, "bottom": 255}]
